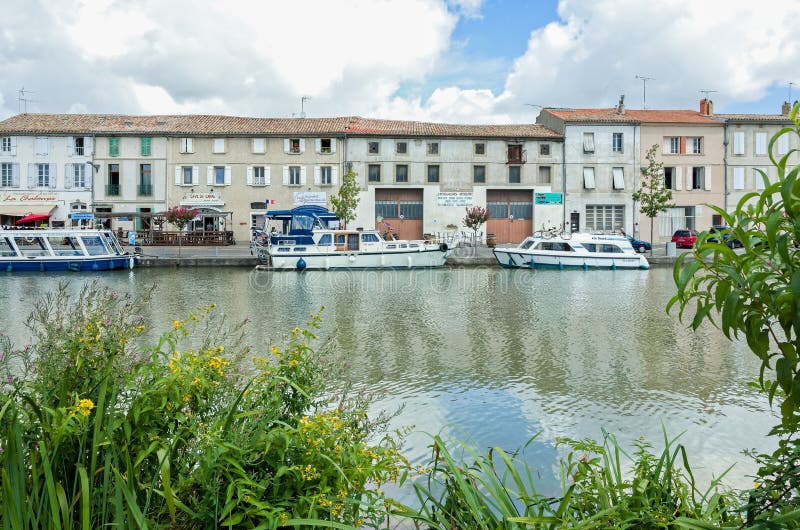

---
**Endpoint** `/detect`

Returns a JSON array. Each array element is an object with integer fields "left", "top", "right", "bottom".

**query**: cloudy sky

[{"left": 1, "top": 0, "right": 799, "bottom": 123}]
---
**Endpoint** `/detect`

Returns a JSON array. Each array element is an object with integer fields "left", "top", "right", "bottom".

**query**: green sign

[{"left": 535, "top": 192, "right": 563, "bottom": 205}]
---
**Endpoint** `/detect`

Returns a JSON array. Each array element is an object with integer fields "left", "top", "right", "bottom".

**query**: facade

[{"left": 346, "top": 119, "right": 563, "bottom": 243}]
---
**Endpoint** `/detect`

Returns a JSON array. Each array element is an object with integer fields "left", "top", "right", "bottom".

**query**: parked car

[
  {"left": 707, "top": 226, "right": 742, "bottom": 248},
  {"left": 671, "top": 229, "right": 699, "bottom": 248},
  {"left": 627, "top": 236, "right": 651, "bottom": 253}
]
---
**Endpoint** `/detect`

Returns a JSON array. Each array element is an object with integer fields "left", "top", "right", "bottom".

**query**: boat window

[
  {"left": 318, "top": 234, "right": 332, "bottom": 245},
  {"left": 81, "top": 236, "right": 110, "bottom": 256},
  {"left": 399, "top": 243, "right": 408, "bottom": 249},
  {"left": 277, "top": 248, "right": 290, "bottom": 253},
  {"left": 386, "top": 244, "right": 397, "bottom": 249},
  {"left": 47, "top": 236, "right": 82, "bottom": 256},
  {"left": 347, "top": 233, "right": 359, "bottom": 251},
  {"left": 536, "top": 242, "right": 574, "bottom": 252},
  {"left": 0, "top": 237, "right": 18, "bottom": 257},
  {"left": 409, "top": 243, "right": 419, "bottom": 248},
  {"left": 583, "top": 243, "right": 597, "bottom": 252},
  {"left": 294, "top": 247, "right": 306, "bottom": 252},
  {"left": 520, "top": 239, "right": 535, "bottom": 250},
  {"left": 13, "top": 236, "right": 49, "bottom": 256},
  {"left": 361, "top": 233, "right": 380, "bottom": 243},
  {"left": 600, "top": 244, "right": 623, "bottom": 253},
  {"left": 290, "top": 215, "right": 315, "bottom": 233}
]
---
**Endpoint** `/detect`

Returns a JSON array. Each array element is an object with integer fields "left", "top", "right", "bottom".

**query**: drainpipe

[{"left": 561, "top": 137, "right": 567, "bottom": 229}]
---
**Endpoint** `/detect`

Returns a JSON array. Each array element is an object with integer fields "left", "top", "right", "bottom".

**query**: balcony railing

[
  {"left": 138, "top": 184, "right": 153, "bottom": 196},
  {"left": 106, "top": 184, "right": 120, "bottom": 196},
  {"left": 506, "top": 149, "right": 527, "bottom": 165}
]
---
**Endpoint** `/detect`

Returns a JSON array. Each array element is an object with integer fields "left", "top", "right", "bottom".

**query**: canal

[{"left": 0, "top": 266, "right": 776, "bottom": 493}]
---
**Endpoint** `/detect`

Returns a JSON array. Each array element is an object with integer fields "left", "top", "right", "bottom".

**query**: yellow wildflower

[
  {"left": 217, "top": 345, "right": 224, "bottom": 352},
  {"left": 271, "top": 345, "right": 281, "bottom": 356},
  {"left": 288, "top": 359, "right": 299, "bottom": 368},
  {"left": 173, "top": 320, "right": 180, "bottom": 330},
  {"left": 78, "top": 398, "right": 95, "bottom": 417},
  {"left": 279, "top": 512, "right": 287, "bottom": 525}
]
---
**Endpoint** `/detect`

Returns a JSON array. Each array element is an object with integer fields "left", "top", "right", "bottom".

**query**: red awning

[{"left": 15, "top": 213, "right": 51, "bottom": 225}]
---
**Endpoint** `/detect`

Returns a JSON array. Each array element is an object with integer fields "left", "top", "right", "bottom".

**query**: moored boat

[
  {"left": 0, "top": 229, "right": 137, "bottom": 272},
  {"left": 493, "top": 232, "right": 649, "bottom": 270}
]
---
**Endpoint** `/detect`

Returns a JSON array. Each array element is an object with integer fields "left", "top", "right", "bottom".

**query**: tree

[
  {"left": 462, "top": 206, "right": 490, "bottom": 246},
  {"left": 165, "top": 206, "right": 199, "bottom": 258},
  {"left": 632, "top": 144, "right": 673, "bottom": 255},
  {"left": 330, "top": 167, "right": 360, "bottom": 229}
]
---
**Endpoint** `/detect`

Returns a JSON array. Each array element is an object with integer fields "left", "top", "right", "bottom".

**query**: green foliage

[
  {"left": 330, "top": 168, "right": 360, "bottom": 229},
  {"left": 633, "top": 144, "right": 674, "bottom": 251},
  {"left": 463, "top": 206, "right": 490, "bottom": 232},
  {"left": 0, "top": 283, "right": 407, "bottom": 529}
]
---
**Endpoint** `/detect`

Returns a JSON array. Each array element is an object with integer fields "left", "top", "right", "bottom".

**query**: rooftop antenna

[
  {"left": 300, "top": 96, "right": 311, "bottom": 118},
  {"left": 699, "top": 89, "right": 717, "bottom": 100},
  {"left": 18, "top": 87, "right": 36, "bottom": 113},
  {"left": 635, "top": 75, "right": 655, "bottom": 109}
]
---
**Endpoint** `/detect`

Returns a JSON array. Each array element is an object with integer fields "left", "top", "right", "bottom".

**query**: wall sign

[
  {"left": 180, "top": 193, "right": 224, "bottom": 206},
  {"left": 534, "top": 192, "right": 563, "bottom": 205},
  {"left": 293, "top": 192, "right": 327, "bottom": 207},
  {"left": 436, "top": 192, "right": 473, "bottom": 207},
  {"left": 0, "top": 192, "right": 58, "bottom": 204}
]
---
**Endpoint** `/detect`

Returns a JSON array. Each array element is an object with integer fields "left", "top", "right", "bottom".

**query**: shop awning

[
  {"left": 15, "top": 213, "right": 52, "bottom": 225},
  {"left": 0, "top": 204, "right": 57, "bottom": 217}
]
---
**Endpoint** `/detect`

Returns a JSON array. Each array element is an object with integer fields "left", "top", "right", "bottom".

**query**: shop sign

[
  {"left": 70, "top": 213, "right": 95, "bottom": 220},
  {"left": 436, "top": 192, "right": 473, "bottom": 207},
  {"left": 534, "top": 192, "right": 563, "bottom": 205},
  {"left": 293, "top": 192, "right": 327, "bottom": 207},
  {"left": 180, "top": 193, "right": 224, "bottom": 206},
  {"left": 0, "top": 192, "right": 58, "bottom": 204}
]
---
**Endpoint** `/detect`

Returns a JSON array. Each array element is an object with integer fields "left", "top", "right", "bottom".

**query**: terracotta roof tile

[
  {"left": 541, "top": 108, "right": 723, "bottom": 125},
  {"left": 624, "top": 109, "right": 722, "bottom": 124},
  {"left": 540, "top": 108, "right": 638, "bottom": 124},
  {"left": 713, "top": 113, "right": 793, "bottom": 123},
  {"left": 345, "top": 117, "right": 560, "bottom": 138}
]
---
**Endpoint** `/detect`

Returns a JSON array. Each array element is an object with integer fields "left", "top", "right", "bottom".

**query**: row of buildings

[{"left": 0, "top": 98, "right": 796, "bottom": 244}]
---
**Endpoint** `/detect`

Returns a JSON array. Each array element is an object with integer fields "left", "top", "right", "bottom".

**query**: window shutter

[
  {"left": 192, "top": 166, "right": 199, "bottom": 185},
  {"left": 282, "top": 166, "right": 289, "bottom": 185},
  {"left": 12, "top": 163, "right": 19, "bottom": 187},
  {"left": 686, "top": 169, "right": 692, "bottom": 190},
  {"left": 755, "top": 168, "right": 767, "bottom": 190},
  {"left": 733, "top": 167, "right": 744, "bottom": 190},
  {"left": 188, "top": 138, "right": 193, "bottom": 153},
  {"left": 313, "top": 165, "right": 321, "bottom": 185},
  {"left": 283, "top": 139, "right": 290, "bottom": 153},
  {"left": 582, "top": 167, "right": 595, "bottom": 189},
  {"left": 67, "top": 136, "right": 75, "bottom": 156},
  {"left": 300, "top": 166, "right": 307, "bottom": 185},
  {"left": 704, "top": 167, "right": 712, "bottom": 190},
  {"left": 224, "top": 166, "right": 231, "bottom": 185},
  {"left": 612, "top": 167, "right": 624, "bottom": 189},
  {"left": 733, "top": 132, "right": 744, "bottom": 155},
  {"left": 777, "top": 134, "right": 789, "bottom": 155},
  {"left": 299, "top": 139, "right": 306, "bottom": 153},
  {"left": 174, "top": 166, "right": 181, "bottom": 185},
  {"left": 331, "top": 166, "right": 338, "bottom": 185},
  {"left": 10, "top": 137, "right": 16, "bottom": 156},
  {"left": 35, "top": 137, "right": 48, "bottom": 156},
  {"left": 330, "top": 139, "right": 337, "bottom": 154},
  {"left": 675, "top": 167, "right": 683, "bottom": 190},
  {"left": 755, "top": 132, "right": 767, "bottom": 155},
  {"left": 65, "top": 164, "right": 73, "bottom": 188},
  {"left": 206, "top": 166, "right": 213, "bottom": 185},
  {"left": 246, "top": 166, "right": 253, "bottom": 185},
  {"left": 85, "top": 168, "right": 92, "bottom": 189},
  {"left": 28, "top": 164, "right": 34, "bottom": 187},
  {"left": 49, "top": 164, "right": 57, "bottom": 188},
  {"left": 264, "top": 167, "right": 271, "bottom": 186},
  {"left": 85, "top": 137, "right": 93, "bottom": 155},
  {"left": 315, "top": 139, "right": 321, "bottom": 154}
]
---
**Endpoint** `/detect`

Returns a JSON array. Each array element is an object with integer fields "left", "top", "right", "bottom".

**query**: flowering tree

[
  {"left": 165, "top": 206, "right": 199, "bottom": 257},
  {"left": 463, "top": 206, "right": 490, "bottom": 245}
]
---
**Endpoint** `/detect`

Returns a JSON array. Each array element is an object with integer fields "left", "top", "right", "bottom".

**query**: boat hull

[
  {"left": 493, "top": 249, "right": 649, "bottom": 270},
  {"left": 268, "top": 249, "right": 450, "bottom": 270},
  {"left": 0, "top": 256, "right": 137, "bottom": 272}
]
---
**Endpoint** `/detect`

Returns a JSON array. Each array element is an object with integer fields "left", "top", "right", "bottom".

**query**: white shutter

[
  {"left": 686, "top": 168, "right": 693, "bottom": 190},
  {"left": 777, "top": 134, "right": 789, "bottom": 155},
  {"left": 330, "top": 139, "right": 337, "bottom": 154},
  {"left": 704, "top": 167, "right": 712, "bottom": 191},
  {"left": 67, "top": 136, "right": 75, "bottom": 157},
  {"left": 583, "top": 133, "right": 594, "bottom": 152},
  {"left": 224, "top": 165, "right": 231, "bottom": 185},
  {"left": 49, "top": 163, "right": 57, "bottom": 188},
  {"left": 11, "top": 163, "right": 19, "bottom": 187},
  {"left": 755, "top": 168, "right": 768, "bottom": 190},
  {"left": 65, "top": 164, "right": 73, "bottom": 188},
  {"left": 331, "top": 166, "right": 338, "bottom": 185},
  {"left": 582, "top": 167, "right": 595, "bottom": 189},
  {"left": 35, "top": 137, "right": 48, "bottom": 156},
  {"left": 206, "top": 166, "right": 213, "bottom": 185},
  {"left": 300, "top": 166, "right": 307, "bottom": 185},
  {"left": 675, "top": 167, "right": 683, "bottom": 190},
  {"left": 10, "top": 137, "right": 17, "bottom": 156},
  {"left": 733, "top": 131, "right": 744, "bottom": 155},
  {"left": 315, "top": 139, "right": 321, "bottom": 154},
  {"left": 175, "top": 166, "right": 182, "bottom": 185},
  {"left": 733, "top": 167, "right": 744, "bottom": 190},
  {"left": 187, "top": 138, "right": 193, "bottom": 153},
  {"left": 85, "top": 136, "right": 93, "bottom": 155},
  {"left": 299, "top": 139, "right": 306, "bottom": 153},
  {"left": 246, "top": 166, "right": 253, "bottom": 185},
  {"left": 28, "top": 164, "right": 35, "bottom": 187},
  {"left": 264, "top": 166, "right": 271, "bottom": 186},
  {"left": 612, "top": 167, "right": 624, "bottom": 189},
  {"left": 755, "top": 132, "right": 767, "bottom": 155},
  {"left": 85, "top": 167, "right": 92, "bottom": 189},
  {"left": 284, "top": 139, "right": 290, "bottom": 153},
  {"left": 313, "top": 165, "right": 321, "bottom": 185},
  {"left": 192, "top": 166, "right": 199, "bottom": 185},
  {"left": 282, "top": 165, "right": 289, "bottom": 185}
]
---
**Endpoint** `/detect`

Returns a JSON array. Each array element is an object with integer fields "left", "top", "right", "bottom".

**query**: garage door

[
  {"left": 486, "top": 189, "right": 533, "bottom": 244},
  {"left": 374, "top": 188, "right": 424, "bottom": 240}
]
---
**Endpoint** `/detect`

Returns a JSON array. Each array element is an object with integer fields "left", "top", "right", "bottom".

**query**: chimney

[
  {"left": 708, "top": 99, "right": 714, "bottom": 115},
  {"left": 783, "top": 101, "right": 792, "bottom": 115},
  {"left": 699, "top": 98, "right": 709, "bottom": 115},
  {"left": 616, "top": 94, "right": 625, "bottom": 114}
]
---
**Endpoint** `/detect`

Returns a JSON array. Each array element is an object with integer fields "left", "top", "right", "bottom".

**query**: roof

[
  {"left": 540, "top": 108, "right": 638, "bottom": 124},
  {"left": 712, "top": 113, "right": 793, "bottom": 123},
  {"left": 624, "top": 109, "right": 722, "bottom": 124},
  {"left": 541, "top": 108, "right": 722, "bottom": 125},
  {"left": 0, "top": 113, "right": 562, "bottom": 139}
]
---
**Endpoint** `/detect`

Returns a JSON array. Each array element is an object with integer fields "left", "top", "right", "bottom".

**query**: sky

[{"left": 1, "top": 0, "right": 799, "bottom": 123}]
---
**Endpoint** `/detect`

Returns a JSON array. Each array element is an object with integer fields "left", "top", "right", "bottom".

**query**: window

[
  {"left": 427, "top": 142, "right": 439, "bottom": 155},
  {"left": 1, "top": 163, "right": 13, "bottom": 187},
  {"left": 583, "top": 132, "right": 595, "bottom": 153},
  {"left": 612, "top": 133, "right": 623, "bottom": 153},
  {"left": 583, "top": 167, "right": 596, "bottom": 189},
  {"left": 35, "top": 137, "right": 48, "bottom": 155},
  {"left": 691, "top": 167, "right": 704, "bottom": 190},
  {"left": 368, "top": 164, "right": 381, "bottom": 182},
  {"left": 213, "top": 138, "right": 225, "bottom": 154},
  {"left": 140, "top": 137, "right": 151, "bottom": 156},
  {"left": 253, "top": 166, "right": 266, "bottom": 186},
  {"left": 475, "top": 142, "right": 486, "bottom": 155},
  {"left": 319, "top": 138, "right": 332, "bottom": 154},
  {"left": 732, "top": 167, "right": 745, "bottom": 190},
  {"left": 73, "top": 164, "right": 86, "bottom": 188},
  {"left": 395, "top": 164, "right": 408, "bottom": 182},
  {"left": 732, "top": 131, "right": 744, "bottom": 155},
  {"left": 400, "top": 201, "right": 423, "bottom": 219},
  {"left": 691, "top": 137, "right": 703, "bottom": 154},
  {"left": 288, "top": 139, "right": 302, "bottom": 154},
  {"left": 139, "top": 164, "right": 152, "bottom": 195},
  {"left": 508, "top": 166, "right": 521, "bottom": 183},
  {"left": 755, "top": 132, "right": 768, "bottom": 155},
  {"left": 0, "top": 137, "right": 11, "bottom": 153},
  {"left": 538, "top": 166, "right": 551, "bottom": 185},
  {"left": 214, "top": 166, "right": 225, "bottom": 185},
  {"left": 375, "top": 201, "right": 395, "bottom": 219},
  {"left": 755, "top": 167, "right": 768, "bottom": 190},
  {"left": 612, "top": 167, "right": 625, "bottom": 189},
  {"left": 777, "top": 134, "right": 789, "bottom": 155},
  {"left": 539, "top": 143, "right": 550, "bottom": 156},
  {"left": 664, "top": 167, "right": 675, "bottom": 189},
  {"left": 252, "top": 138, "right": 266, "bottom": 154},
  {"left": 396, "top": 141, "right": 407, "bottom": 154},
  {"left": 107, "top": 164, "right": 120, "bottom": 195},
  {"left": 368, "top": 141, "right": 380, "bottom": 154},
  {"left": 37, "top": 164, "right": 51, "bottom": 187},
  {"left": 507, "top": 144, "right": 523, "bottom": 163},
  {"left": 109, "top": 137, "right": 120, "bottom": 157},
  {"left": 473, "top": 165, "right": 486, "bottom": 183},
  {"left": 668, "top": 137, "right": 680, "bottom": 154},
  {"left": 320, "top": 166, "right": 332, "bottom": 185},
  {"left": 427, "top": 165, "right": 440, "bottom": 183},
  {"left": 289, "top": 166, "right": 301, "bottom": 185},
  {"left": 585, "top": 205, "right": 624, "bottom": 231},
  {"left": 74, "top": 137, "right": 85, "bottom": 156},
  {"left": 180, "top": 137, "right": 194, "bottom": 153},
  {"left": 182, "top": 166, "right": 193, "bottom": 185}
]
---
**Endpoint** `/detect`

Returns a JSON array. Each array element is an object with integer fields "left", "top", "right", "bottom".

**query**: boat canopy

[{"left": 266, "top": 206, "right": 339, "bottom": 237}]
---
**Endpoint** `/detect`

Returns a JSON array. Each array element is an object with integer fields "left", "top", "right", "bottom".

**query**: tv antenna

[
  {"left": 635, "top": 75, "right": 655, "bottom": 109},
  {"left": 18, "top": 87, "right": 37, "bottom": 113},
  {"left": 699, "top": 89, "right": 717, "bottom": 100},
  {"left": 300, "top": 96, "right": 311, "bottom": 118}
]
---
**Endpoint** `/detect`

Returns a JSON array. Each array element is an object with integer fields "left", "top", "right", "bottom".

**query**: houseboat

[
  {"left": 253, "top": 206, "right": 452, "bottom": 270},
  {"left": 493, "top": 232, "right": 649, "bottom": 270},
  {"left": 0, "top": 229, "right": 137, "bottom": 271}
]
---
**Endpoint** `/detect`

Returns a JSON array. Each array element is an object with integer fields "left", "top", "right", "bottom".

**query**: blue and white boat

[{"left": 0, "top": 229, "right": 137, "bottom": 272}]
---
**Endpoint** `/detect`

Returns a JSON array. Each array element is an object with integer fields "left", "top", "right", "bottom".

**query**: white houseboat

[
  {"left": 493, "top": 232, "right": 649, "bottom": 270},
  {"left": 0, "top": 229, "right": 137, "bottom": 272}
]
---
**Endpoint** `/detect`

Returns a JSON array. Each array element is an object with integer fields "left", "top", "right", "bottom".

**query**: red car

[{"left": 672, "top": 229, "right": 699, "bottom": 248}]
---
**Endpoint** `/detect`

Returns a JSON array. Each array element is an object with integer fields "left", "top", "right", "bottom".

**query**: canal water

[{"left": 0, "top": 267, "right": 776, "bottom": 494}]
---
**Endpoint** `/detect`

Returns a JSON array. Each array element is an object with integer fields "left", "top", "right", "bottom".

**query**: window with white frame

[
  {"left": 1, "top": 163, "right": 13, "bottom": 186},
  {"left": 320, "top": 139, "right": 332, "bottom": 154},
  {"left": 288, "top": 139, "right": 302, "bottom": 154},
  {"left": 213, "top": 138, "right": 225, "bottom": 154},
  {"left": 289, "top": 166, "right": 301, "bottom": 185},
  {"left": 73, "top": 137, "right": 85, "bottom": 156},
  {"left": 732, "top": 131, "right": 745, "bottom": 155},
  {"left": 73, "top": 163, "right": 86, "bottom": 188},
  {"left": 691, "top": 167, "right": 705, "bottom": 190},
  {"left": 732, "top": 167, "right": 745, "bottom": 190},
  {"left": 35, "top": 137, "right": 48, "bottom": 156},
  {"left": 0, "top": 137, "right": 11, "bottom": 153},
  {"left": 253, "top": 166, "right": 266, "bottom": 185},
  {"left": 664, "top": 167, "right": 676, "bottom": 189},
  {"left": 755, "top": 167, "right": 768, "bottom": 190},
  {"left": 691, "top": 137, "right": 703, "bottom": 154},
  {"left": 182, "top": 166, "right": 193, "bottom": 185},
  {"left": 538, "top": 166, "right": 551, "bottom": 185},
  {"left": 36, "top": 163, "right": 50, "bottom": 187},
  {"left": 583, "top": 167, "right": 596, "bottom": 189},
  {"left": 755, "top": 132, "right": 768, "bottom": 156},
  {"left": 777, "top": 134, "right": 789, "bottom": 155},
  {"left": 583, "top": 132, "right": 595, "bottom": 153},
  {"left": 320, "top": 166, "right": 332, "bottom": 185},
  {"left": 668, "top": 137, "right": 680, "bottom": 154},
  {"left": 612, "top": 167, "right": 625, "bottom": 189},
  {"left": 252, "top": 138, "right": 266, "bottom": 153},
  {"left": 396, "top": 141, "right": 407, "bottom": 155},
  {"left": 585, "top": 205, "right": 624, "bottom": 231},
  {"left": 214, "top": 166, "right": 225, "bottom": 185},
  {"left": 180, "top": 138, "right": 194, "bottom": 154},
  {"left": 427, "top": 142, "right": 439, "bottom": 155},
  {"left": 612, "top": 133, "right": 623, "bottom": 153}
]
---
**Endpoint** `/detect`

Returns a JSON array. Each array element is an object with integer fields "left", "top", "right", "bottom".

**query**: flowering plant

[
  {"left": 165, "top": 206, "right": 199, "bottom": 231},
  {"left": 463, "top": 206, "right": 490, "bottom": 231}
]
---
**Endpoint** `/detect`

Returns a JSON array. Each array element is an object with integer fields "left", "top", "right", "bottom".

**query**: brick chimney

[
  {"left": 783, "top": 101, "right": 792, "bottom": 115},
  {"left": 700, "top": 98, "right": 709, "bottom": 115},
  {"left": 616, "top": 94, "right": 625, "bottom": 114}
]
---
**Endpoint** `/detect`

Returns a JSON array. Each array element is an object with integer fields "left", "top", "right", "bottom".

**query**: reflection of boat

[
  {"left": 493, "top": 232, "right": 649, "bottom": 270},
  {"left": 0, "top": 229, "right": 137, "bottom": 271},
  {"left": 253, "top": 206, "right": 452, "bottom": 270}
]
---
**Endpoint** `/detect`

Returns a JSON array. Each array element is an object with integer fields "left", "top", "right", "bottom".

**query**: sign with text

[
  {"left": 293, "top": 192, "right": 327, "bottom": 207},
  {"left": 70, "top": 213, "right": 95, "bottom": 220},
  {"left": 180, "top": 193, "right": 224, "bottom": 206},
  {"left": 436, "top": 192, "right": 473, "bottom": 207},
  {"left": 0, "top": 192, "right": 58, "bottom": 204},
  {"left": 534, "top": 192, "right": 563, "bottom": 205}
]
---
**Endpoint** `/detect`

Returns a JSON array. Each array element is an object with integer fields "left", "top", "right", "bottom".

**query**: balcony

[
  {"left": 506, "top": 148, "right": 527, "bottom": 165},
  {"left": 138, "top": 184, "right": 153, "bottom": 196},
  {"left": 106, "top": 184, "right": 121, "bottom": 196}
]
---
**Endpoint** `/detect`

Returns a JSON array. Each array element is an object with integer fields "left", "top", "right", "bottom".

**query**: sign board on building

[
  {"left": 70, "top": 213, "right": 95, "bottom": 220},
  {"left": 0, "top": 192, "right": 59, "bottom": 204},
  {"left": 180, "top": 193, "right": 224, "bottom": 206},
  {"left": 293, "top": 192, "right": 327, "bottom": 207},
  {"left": 436, "top": 192, "right": 473, "bottom": 207},
  {"left": 534, "top": 192, "right": 563, "bottom": 205}
]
